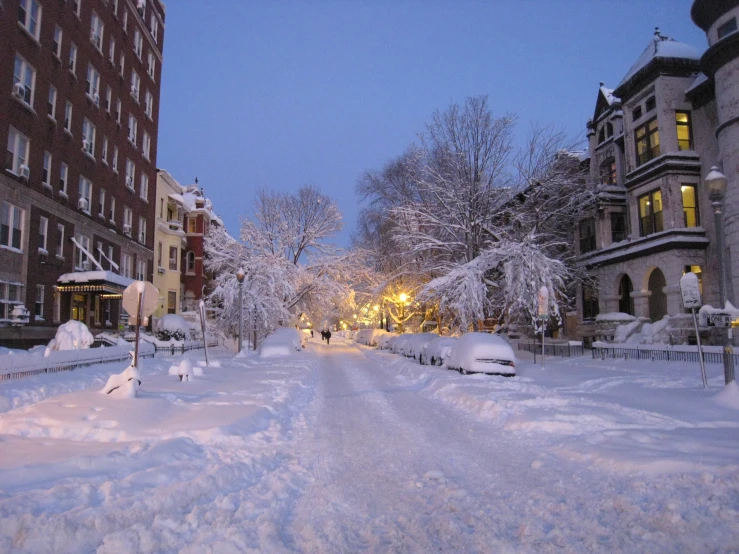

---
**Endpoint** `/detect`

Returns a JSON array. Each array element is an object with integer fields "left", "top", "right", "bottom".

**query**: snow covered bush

[
  {"left": 45, "top": 320, "right": 94, "bottom": 356},
  {"left": 259, "top": 328, "right": 305, "bottom": 358},
  {"left": 101, "top": 356, "right": 141, "bottom": 397},
  {"left": 168, "top": 359, "right": 203, "bottom": 381},
  {"left": 156, "top": 314, "right": 190, "bottom": 342},
  {"left": 446, "top": 332, "right": 516, "bottom": 376}
]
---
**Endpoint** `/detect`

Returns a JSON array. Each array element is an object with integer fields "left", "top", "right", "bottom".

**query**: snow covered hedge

[{"left": 258, "top": 328, "right": 306, "bottom": 358}]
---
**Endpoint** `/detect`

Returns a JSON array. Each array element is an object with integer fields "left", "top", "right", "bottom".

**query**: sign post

[
  {"left": 538, "top": 286, "right": 549, "bottom": 369},
  {"left": 679, "top": 272, "right": 707, "bottom": 388},
  {"left": 122, "top": 281, "right": 159, "bottom": 368},
  {"left": 199, "top": 300, "right": 209, "bottom": 367}
]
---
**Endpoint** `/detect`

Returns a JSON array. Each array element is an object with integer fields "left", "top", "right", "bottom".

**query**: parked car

[
  {"left": 404, "top": 333, "right": 440, "bottom": 361},
  {"left": 446, "top": 332, "right": 516, "bottom": 376},
  {"left": 420, "top": 336, "right": 458, "bottom": 366}
]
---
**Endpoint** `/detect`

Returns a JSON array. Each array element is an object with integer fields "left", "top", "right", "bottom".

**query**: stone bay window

[
  {"left": 638, "top": 189, "right": 663, "bottom": 236},
  {"left": 635, "top": 118, "right": 660, "bottom": 166}
]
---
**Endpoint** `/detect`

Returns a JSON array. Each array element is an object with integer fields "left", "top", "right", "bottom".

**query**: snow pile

[
  {"left": 446, "top": 332, "right": 516, "bottom": 375},
  {"left": 259, "top": 327, "right": 305, "bottom": 358},
  {"left": 45, "top": 320, "right": 94, "bottom": 355},
  {"left": 596, "top": 312, "right": 636, "bottom": 322},
  {"left": 614, "top": 319, "right": 642, "bottom": 343},
  {"left": 158, "top": 314, "right": 190, "bottom": 334},
  {"left": 355, "top": 328, "right": 389, "bottom": 346},
  {"left": 421, "top": 336, "right": 457, "bottom": 366},
  {"left": 620, "top": 316, "right": 671, "bottom": 344},
  {"left": 713, "top": 381, "right": 739, "bottom": 410},
  {"left": 168, "top": 359, "right": 202, "bottom": 381},
  {"left": 101, "top": 358, "right": 141, "bottom": 397}
]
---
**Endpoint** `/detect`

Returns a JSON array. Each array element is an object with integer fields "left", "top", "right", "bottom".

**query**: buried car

[
  {"left": 446, "top": 332, "right": 516, "bottom": 376},
  {"left": 420, "top": 336, "right": 458, "bottom": 366}
]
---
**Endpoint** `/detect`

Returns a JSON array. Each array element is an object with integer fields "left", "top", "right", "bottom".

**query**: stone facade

[{"left": 574, "top": 3, "right": 739, "bottom": 346}]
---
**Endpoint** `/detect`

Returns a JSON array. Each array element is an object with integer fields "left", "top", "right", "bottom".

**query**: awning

[{"left": 56, "top": 271, "right": 134, "bottom": 294}]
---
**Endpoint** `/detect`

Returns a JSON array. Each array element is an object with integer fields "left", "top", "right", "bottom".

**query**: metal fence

[
  {"left": 151, "top": 338, "right": 219, "bottom": 355},
  {"left": 0, "top": 346, "right": 155, "bottom": 382},
  {"left": 517, "top": 342, "right": 585, "bottom": 357},
  {"left": 591, "top": 344, "right": 739, "bottom": 365}
]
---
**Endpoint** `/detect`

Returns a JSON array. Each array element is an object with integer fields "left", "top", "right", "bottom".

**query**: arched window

[
  {"left": 598, "top": 128, "right": 605, "bottom": 143},
  {"left": 606, "top": 122, "right": 613, "bottom": 138},
  {"left": 186, "top": 251, "right": 195, "bottom": 273},
  {"left": 618, "top": 275, "right": 634, "bottom": 315},
  {"left": 648, "top": 268, "right": 667, "bottom": 321}
]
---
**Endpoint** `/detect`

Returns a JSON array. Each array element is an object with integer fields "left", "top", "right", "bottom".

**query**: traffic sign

[
  {"left": 679, "top": 272, "right": 702, "bottom": 309},
  {"left": 122, "top": 281, "right": 159, "bottom": 319},
  {"left": 707, "top": 313, "right": 733, "bottom": 327},
  {"left": 538, "top": 286, "right": 549, "bottom": 317}
]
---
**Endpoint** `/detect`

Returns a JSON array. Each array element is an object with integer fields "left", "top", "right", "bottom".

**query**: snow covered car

[
  {"left": 391, "top": 334, "right": 414, "bottom": 356},
  {"left": 259, "top": 328, "right": 306, "bottom": 357},
  {"left": 404, "top": 333, "right": 439, "bottom": 361},
  {"left": 420, "top": 336, "right": 458, "bottom": 366},
  {"left": 355, "top": 329, "right": 389, "bottom": 347},
  {"left": 377, "top": 333, "right": 395, "bottom": 350},
  {"left": 446, "top": 332, "right": 516, "bottom": 376}
]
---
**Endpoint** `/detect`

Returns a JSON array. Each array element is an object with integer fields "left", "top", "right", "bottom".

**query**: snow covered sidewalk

[{"left": 0, "top": 337, "right": 738, "bottom": 552}]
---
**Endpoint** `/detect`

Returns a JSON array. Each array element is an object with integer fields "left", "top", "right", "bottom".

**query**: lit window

[
  {"left": 638, "top": 189, "right": 663, "bottom": 236},
  {"left": 600, "top": 159, "right": 616, "bottom": 185},
  {"left": 635, "top": 119, "right": 660, "bottom": 166},
  {"left": 13, "top": 54, "right": 36, "bottom": 106},
  {"left": 676, "top": 111, "right": 693, "bottom": 151},
  {"left": 681, "top": 184, "right": 699, "bottom": 228},
  {"left": 18, "top": 0, "right": 42, "bottom": 39}
]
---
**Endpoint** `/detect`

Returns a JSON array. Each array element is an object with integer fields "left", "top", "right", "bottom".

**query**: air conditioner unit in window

[
  {"left": 78, "top": 197, "right": 89, "bottom": 210},
  {"left": 82, "top": 261, "right": 91, "bottom": 271},
  {"left": 13, "top": 82, "right": 25, "bottom": 99},
  {"left": 19, "top": 165, "right": 30, "bottom": 180},
  {"left": 157, "top": 266, "right": 165, "bottom": 274},
  {"left": 123, "top": 223, "right": 131, "bottom": 235}
]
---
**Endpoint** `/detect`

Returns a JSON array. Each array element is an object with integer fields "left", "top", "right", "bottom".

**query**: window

[
  {"left": 78, "top": 176, "right": 92, "bottom": 213},
  {"left": 69, "top": 43, "right": 78, "bottom": 75},
  {"left": 186, "top": 251, "right": 195, "bottom": 273},
  {"left": 681, "top": 184, "right": 699, "bottom": 228},
  {"left": 102, "top": 137, "right": 109, "bottom": 164},
  {"left": 0, "top": 283, "right": 24, "bottom": 321},
  {"left": 142, "top": 132, "right": 151, "bottom": 160},
  {"left": 147, "top": 52, "right": 156, "bottom": 80},
  {"left": 638, "top": 189, "right": 663, "bottom": 236},
  {"left": 42, "top": 152, "right": 52, "bottom": 186},
  {"left": 150, "top": 14, "right": 159, "bottom": 41},
  {"left": 167, "top": 291, "right": 177, "bottom": 314},
  {"left": 140, "top": 173, "right": 149, "bottom": 200},
  {"left": 98, "top": 189, "right": 106, "bottom": 217},
  {"left": 144, "top": 90, "right": 153, "bottom": 119},
  {"left": 82, "top": 118, "right": 96, "bottom": 156},
  {"left": 1, "top": 202, "right": 24, "bottom": 251},
  {"left": 116, "top": 99, "right": 122, "bottom": 125},
  {"left": 579, "top": 219, "right": 596, "bottom": 254},
  {"left": 598, "top": 128, "right": 605, "bottom": 143},
  {"left": 123, "top": 206, "right": 132, "bottom": 233},
  {"left": 56, "top": 223, "right": 65, "bottom": 257},
  {"left": 131, "top": 71, "right": 140, "bottom": 102},
  {"left": 105, "top": 87, "right": 112, "bottom": 112},
  {"left": 676, "top": 111, "right": 693, "bottom": 151},
  {"left": 35, "top": 285, "right": 44, "bottom": 319},
  {"left": 48, "top": 86, "right": 57, "bottom": 119},
  {"left": 136, "top": 259, "right": 146, "bottom": 281},
  {"left": 157, "top": 241, "right": 162, "bottom": 266},
  {"left": 187, "top": 217, "right": 197, "bottom": 233},
  {"left": 91, "top": 12, "right": 104, "bottom": 50},
  {"left": 64, "top": 101, "right": 73, "bottom": 133},
  {"left": 53, "top": 25, "right": 63, "bottom": 57},
  {"left": 134, "top": 29, "right": 143, "bottom": 59},
  {"left": 13, "top": 54, "right": 36, "bottom": 106},
  {"left": 39, "top": 216, "right": 48, "bottom": 251},
  {"left": 18, "top": 0, "right": 42, "bottom": 39},
  {"left": 645, "top": 96, "right": 656, "bottom": 112},
  {"left": 125, "top": 159, "right": 135, "bottom": 189},
  {"left": 606, "top": 123, "right": 613, "bottom": 139},
  {"left": 718, "top": 17, "right": 737, "bottom": 39},
  {"left": 119, "top": 53, "right": 125, "bottom": 78},
  {"left": 582, "top": 281, "right": 599, "bottom": 320},
  {"left": 109, "top": 196, "right": 116, "bottom": 222},
  {"left": 59, "top": 163, "right": 68, "bottom": 194},
  {"left": 122, "top": 9, "right": 128, "bottom": 33},
  {"left": 7, "top": 127, "right": 30, "bottom": 175},
  {"left": 600, "top": 159, "right": 616, "bottom": 185},
  {"left": 86, "top": 64, "right": 101, "bottom": 102},
  {"left": 112, "top": 146, "right": 119, "bottom": 173},
  {"left": 109, "top": 38, "right": 116, "bottom": 64},
  {"left": 107, "top": 245, "right": 114, "bottom": 270},
  {"left": 635, "top": 119, "right": 660, "bottom": 166},
  {"left": 121, "top": 253, "right": 132, "bottom": 278},
  {"left": 632, "top": 106, "right": 642, "bottom": 121},
  {"left": 128, "top": 114, "right": 138, "bottom": 144},
  {"left": 72, "top": 0, "right": 81, "bottom": 17},
  {"left": 138, "top": 216, "right": 146, "bottom": 243},
  {"left": 611, "top": 212, "right": 626, "bottom": 243},
  {"left": 169, "top": 246, "right": 178, "bottom": 270},
  {"left": 96, "top": 240, "right": 104, "bottom": 266},
  {"left": 112, "top": 0, "right": 119, "bottom": 16}
]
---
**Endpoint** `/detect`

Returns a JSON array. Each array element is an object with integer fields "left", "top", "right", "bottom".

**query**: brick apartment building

[{"left": 1, "top": 0, "right": 166, "bottom": 346}]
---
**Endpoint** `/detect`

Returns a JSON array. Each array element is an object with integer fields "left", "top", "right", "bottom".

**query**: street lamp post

[
  {"left": 236, "top": 267, "right": 245, "bottom": 353},
  {"left": 398, "top": 293, "right": 407, "bottom": 333},
  {"left": 706, "top": 166, "right": 735, "bottom": 384}
]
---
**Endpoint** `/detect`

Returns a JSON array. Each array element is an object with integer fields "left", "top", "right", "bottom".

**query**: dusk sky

[{"left": 156, "top": 0, "right": 707, "bottom": 245}]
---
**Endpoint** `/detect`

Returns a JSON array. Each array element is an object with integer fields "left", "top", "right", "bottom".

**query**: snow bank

[
  {"left": 355, "top": 329, "right": 389, "bottom": 347},
  {"left": 259, "top": 328, "right": 305, "bottom": 358},
  {"left": 713, "top": 381, "right": 739, "bottom": 410},
  {"left": 446, "top": 332, "right": 516, "bottom": 375},
  {"left": 45, "top": 320, "right": 94, "bottom": 355}
]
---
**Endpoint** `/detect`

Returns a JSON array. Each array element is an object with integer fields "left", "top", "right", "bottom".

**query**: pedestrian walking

[{"left": 326, "top": 329, "right": 332, "bottom": 345}]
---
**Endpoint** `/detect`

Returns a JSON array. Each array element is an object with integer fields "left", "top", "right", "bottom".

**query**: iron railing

[
  {"left": 517, "top": 342, "right": 584, "bottom": 357},
  {"left": 591, "top": 344, "right": 739, "bottom": 365}
]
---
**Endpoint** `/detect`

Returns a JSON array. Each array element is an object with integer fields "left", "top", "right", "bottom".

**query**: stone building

[
  {"left": 574, "top": 0, "right": 739, "bottom": 345},
  {"left": 0, "top": 0, "right": 165, "bottom": 346}
]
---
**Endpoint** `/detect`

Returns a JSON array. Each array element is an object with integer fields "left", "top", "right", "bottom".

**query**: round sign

[{"left": 122, "top": 281, "right": 159, "bottom": 319}]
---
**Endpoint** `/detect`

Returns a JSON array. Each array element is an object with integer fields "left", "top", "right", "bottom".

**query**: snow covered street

[{"left": 2, "top": 336, "right": 739, "bottom": 552}]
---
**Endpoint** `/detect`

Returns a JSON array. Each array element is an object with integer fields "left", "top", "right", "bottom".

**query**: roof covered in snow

[
  {"left": 616, "top": 30, "right": 702, "bottom": 93},
  {"left": 58, "top": 271, "right": 134, "bottom": 288}
]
